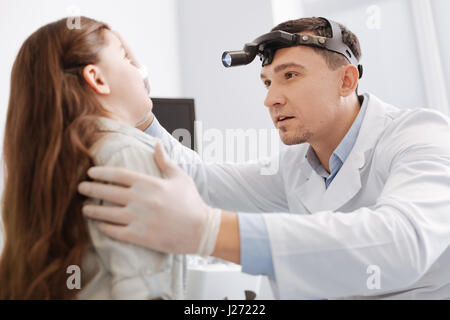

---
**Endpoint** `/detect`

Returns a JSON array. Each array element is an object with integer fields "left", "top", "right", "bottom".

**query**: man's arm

[
  {"left": 212, "top": 210, "right": 275, "bottom": 278},
  {"left": 142, "top": 117, "right": 279, "bottom": 273},
  {"left": 213, "top": 211, "right": 240, "bottom": 264},
  {"left": 142, "top": 114, "right": 289, "bottom": 214},
  {"left": 142, "top": 116, "right": 244, "bottom": 261}
]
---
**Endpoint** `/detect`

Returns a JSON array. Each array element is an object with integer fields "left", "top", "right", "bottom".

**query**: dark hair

[
  {"left": 272, "top": 17, "right": 362, "bottom": 70},
  {"left": 0, "top": 16, "right": 111, "bottom": 299}
]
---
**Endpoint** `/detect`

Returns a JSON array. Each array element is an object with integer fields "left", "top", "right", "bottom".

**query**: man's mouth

[{"left": 276, "top": 116, "right": 295, "bottom": 126}]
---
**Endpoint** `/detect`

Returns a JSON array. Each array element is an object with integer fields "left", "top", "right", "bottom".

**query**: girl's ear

[{"left": 82, "top": 65, "right": 111, "bottom": 95}]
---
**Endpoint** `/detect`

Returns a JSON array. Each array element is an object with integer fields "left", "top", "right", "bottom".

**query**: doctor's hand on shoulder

[{"left": 78, "top": 142, "right": 225, "bottom": 257}]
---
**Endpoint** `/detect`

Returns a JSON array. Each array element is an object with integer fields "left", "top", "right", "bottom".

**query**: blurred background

[{"left": 0, "top": 0, "right": 449, "bottom": 298}]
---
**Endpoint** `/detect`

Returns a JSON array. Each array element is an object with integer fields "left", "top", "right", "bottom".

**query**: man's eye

[
  {"left": 285, "top": 72, "right": 297, "bottom": 79},
  {"left": 264, "top": 80, "right": 271, "bottom": 88}
]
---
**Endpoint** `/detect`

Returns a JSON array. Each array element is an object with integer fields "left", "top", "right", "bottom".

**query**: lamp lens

[{"left": 222, "top": 52, "right": 232, "bottom": 67}]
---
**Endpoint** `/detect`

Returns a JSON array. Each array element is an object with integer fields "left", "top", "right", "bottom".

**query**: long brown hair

[{"left": 0, "top": 16, "right": 111, "bottom": 299}]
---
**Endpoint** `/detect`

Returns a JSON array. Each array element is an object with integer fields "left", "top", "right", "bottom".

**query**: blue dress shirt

[{"left": 144, "top": 115, "right": 163, "bottom": 137}]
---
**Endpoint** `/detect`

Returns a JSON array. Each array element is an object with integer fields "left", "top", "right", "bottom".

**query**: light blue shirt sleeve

[
  {"left": 144, "top": 116, "right": 163, "bottom": 139},
  {"left": 238, "top": 213, "right": 275, "bottom": 277}
]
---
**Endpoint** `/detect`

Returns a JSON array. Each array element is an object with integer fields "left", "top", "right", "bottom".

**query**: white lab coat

[{"left": 158, "top": 93, "right": 450, "bottom": 299}]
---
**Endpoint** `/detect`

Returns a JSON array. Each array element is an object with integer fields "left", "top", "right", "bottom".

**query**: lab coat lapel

[
  {"left": 294, "top": 159, "right": 326, "bottom": 213},
  {"left": 318, "top": 148, "right": 365, "bottom": 211},
  {"left": 296, "top": 93, "right": 390, "bottom": 213}
]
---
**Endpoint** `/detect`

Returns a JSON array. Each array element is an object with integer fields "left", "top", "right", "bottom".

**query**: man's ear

[
  {"left": 339, "top": 64, "right": 359, "bottom": 97},
  {"left": 82, "top": 65, "right": 111, "bottom": 95}
]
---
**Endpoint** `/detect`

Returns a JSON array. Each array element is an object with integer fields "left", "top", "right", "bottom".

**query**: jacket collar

[{"left": 296, "top": 93, "right": 396, "bottom": 213}]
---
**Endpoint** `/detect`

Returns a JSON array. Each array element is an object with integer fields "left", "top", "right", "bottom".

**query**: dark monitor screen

[{"left": 151, "top": 98, "right": 196, "bottom": 151}]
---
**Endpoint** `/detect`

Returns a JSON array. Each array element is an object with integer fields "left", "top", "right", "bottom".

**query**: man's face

[{"left": 260, "top": 43, "right": 343, "bottom": 146}]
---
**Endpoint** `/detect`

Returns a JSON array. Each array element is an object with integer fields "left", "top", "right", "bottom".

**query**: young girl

[{"left": 0, "top": 16, "right": 185, "bottom": 299}]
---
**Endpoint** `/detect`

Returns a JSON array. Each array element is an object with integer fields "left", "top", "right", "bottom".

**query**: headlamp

[{"left": 222, "top": 17, "right": 363, "bottom": 79}]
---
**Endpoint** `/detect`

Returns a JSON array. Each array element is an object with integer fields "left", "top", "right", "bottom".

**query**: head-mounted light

[{"left": 222, "top": 17, "right": 363, "bottom": 79}]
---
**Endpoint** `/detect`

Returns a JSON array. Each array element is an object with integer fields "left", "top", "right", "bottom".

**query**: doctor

[{"left": 78, "top": 17, "right": 450, "bottom": 299}]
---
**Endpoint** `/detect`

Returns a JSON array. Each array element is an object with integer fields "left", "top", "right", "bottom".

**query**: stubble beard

[{"left": 279, "top": 126, "right": 314, "bottom": 145}]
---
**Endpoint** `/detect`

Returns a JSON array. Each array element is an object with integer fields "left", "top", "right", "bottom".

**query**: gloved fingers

[
  {"left": 96, "top": 221, "right": 135, "bottom": 244},
  {"left": 86, "top": 166, "right": 147, "bottom": 187},
  {"left": 78, "top": 181, "right": 131, "bottom": 206},
  {"left": 82, "top": 204, "right": 131, "bottom": 225}
]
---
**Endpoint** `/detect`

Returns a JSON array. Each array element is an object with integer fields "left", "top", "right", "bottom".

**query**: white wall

[
  {"left": 176, "top": 0, "right": 280, "bottom": 154},
  {"left": 431, "top": 0, "right": 450, "bottom": 109}
]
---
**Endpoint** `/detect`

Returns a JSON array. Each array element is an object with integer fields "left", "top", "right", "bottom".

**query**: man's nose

[{"left": 264, "top": 86, "right": 286, "bottom": 108}]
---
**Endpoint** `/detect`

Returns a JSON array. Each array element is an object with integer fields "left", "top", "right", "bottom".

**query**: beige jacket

[{"left": 77, "top": 117, "right": 186, "bottom": 300}]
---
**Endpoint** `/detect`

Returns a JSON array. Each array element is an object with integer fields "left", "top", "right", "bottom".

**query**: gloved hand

[{"left": 78, "top": 142, "right": 223, "bottom": 256}]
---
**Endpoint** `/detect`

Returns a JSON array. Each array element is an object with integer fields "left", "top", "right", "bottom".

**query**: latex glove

[{"left": 78, "top": 142, "right": 222, "bottom": 256}]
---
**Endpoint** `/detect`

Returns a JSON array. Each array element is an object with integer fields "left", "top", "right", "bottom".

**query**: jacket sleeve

[
  {"left": 150, "top": 119, "right": 289, "bottom": 213},
  {"left": 87, "top": 145, "right": 186, "bottom": 300},
  {"left": 263, "top": 111, "right": 450, "bottom": 299}
]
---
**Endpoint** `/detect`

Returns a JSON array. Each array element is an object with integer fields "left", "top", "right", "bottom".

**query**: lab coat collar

[{"left": 296, "top": 93, "right": 392, "bottom": 213}]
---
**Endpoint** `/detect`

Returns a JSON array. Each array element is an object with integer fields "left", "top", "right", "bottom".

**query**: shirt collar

[
  {"left": 96, "top": 116, "right": 155, "bottom": 144},
  {"left": 306, "top": 93, "right": 370, "bottom": 178}
]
